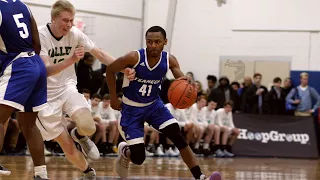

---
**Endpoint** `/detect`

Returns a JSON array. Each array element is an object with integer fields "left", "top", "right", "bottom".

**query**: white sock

[
  {"left": 203, "top": 143, "right": 209, "bottom": 149},
  {"left": 34, "top": 165, "right": 48, "bottom": 179},
  {"left": 194, "top": 142, "right": 200, "bottom": 149}
]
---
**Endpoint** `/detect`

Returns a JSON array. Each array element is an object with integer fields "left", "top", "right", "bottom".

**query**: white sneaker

[
  {"left": 71, "top": 128, "right": 100, "bottom": 160},
  {"left": 0, "top": 164, "right": 11, "bottom": 175},
  {"left": 223, "top": 149, "right": 234, "bottom": 157},
  {"left": 155, "top": 145, "right": 165, "bottom": 156},
  {"left": 173, "top": 147, "right": 180, "bottom": 155},
  {"left": 116, "top": 142, "right": 130, "bottom": 178},
  {"left": 165, "top": 147, "right": 179, "bottom": 157},
  {"left": 145, "top": 149, "right": 154, "bottom": 157}
]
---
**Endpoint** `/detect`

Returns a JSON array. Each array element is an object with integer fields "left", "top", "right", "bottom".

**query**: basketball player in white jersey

[{"left": 35, "top": 0, "right": 135, "bottom": 179}]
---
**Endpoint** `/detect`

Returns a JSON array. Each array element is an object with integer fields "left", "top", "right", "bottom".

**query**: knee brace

[
  {"left": 129, "top": 143, "right": 146, "bottom": 165},
  {"left": 73, "top": 110, "right": 96, "bottom": 136},
  {"left": 160, "top": 123, "right": 188, "bottom": 150}
]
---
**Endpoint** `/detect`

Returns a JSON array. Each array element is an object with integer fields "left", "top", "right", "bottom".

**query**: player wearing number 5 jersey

[{"left": 0, "top": 0, "right": 49, "bottom": 179}]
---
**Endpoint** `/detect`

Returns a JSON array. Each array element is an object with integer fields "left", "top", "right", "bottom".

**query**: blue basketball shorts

[
  {"left": 0, "top": 53, "right": 47, "bottom": 112},
  {"left": 119, "top": 98, "right": 178, "bottom": 145}
]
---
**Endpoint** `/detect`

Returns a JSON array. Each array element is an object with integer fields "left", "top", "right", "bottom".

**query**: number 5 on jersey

[
  {"left": 13, "top": 13, "right": 29, "bottom": 39},
  {"left": 139, "top": 84, "right": 152, "bottom": 96}
]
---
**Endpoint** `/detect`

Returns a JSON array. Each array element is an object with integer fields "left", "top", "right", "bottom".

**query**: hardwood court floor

[{"left": 0, "top": 156, "right": 319, "bottom": 180}]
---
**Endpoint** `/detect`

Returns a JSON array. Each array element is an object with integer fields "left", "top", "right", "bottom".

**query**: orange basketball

[{"left": 168, "top": 79, "right": 198, "bottom": 109}]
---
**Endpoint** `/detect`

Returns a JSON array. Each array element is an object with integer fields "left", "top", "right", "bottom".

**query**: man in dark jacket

[
  {"left": 246, "top": 73, "right": 268, "bottom": 114},
  {"left": 267, "top": 77, "right": 286, "bottom": 115},
  {"left": 208, "top": 76, "right": 239, "bottom": 111}
]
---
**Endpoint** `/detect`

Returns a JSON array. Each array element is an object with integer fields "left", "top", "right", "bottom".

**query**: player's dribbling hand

[
  {"left": 111, "top": 98, "right": 122, "bottom": 111},
  {"left": 71, "top": 46, "right": 85, "bottom": 63},
  {"left": 125, "top": 68, "right": 136, "bottom": 81},
  {"left": 177, "top": 76, "right": 195, "bottom": 86}
]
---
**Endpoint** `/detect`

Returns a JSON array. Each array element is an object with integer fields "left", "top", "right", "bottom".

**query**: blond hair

[
  {"left": 300, "top": 72, "right": 309, "bottom": 79},
  {"left": 51, "top": 0, "right": 76, "bottom": 19}
]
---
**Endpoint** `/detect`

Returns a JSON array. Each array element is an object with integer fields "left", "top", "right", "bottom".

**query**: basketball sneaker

[
  {"left": 83, "top": 167, "right": 96, "bottom": 180},
  {"left": 223, "top": 150, "right": 234, "bottom": 157},
  {"left": 116, "top": 142, "right": 130, "bottom": 178},
  {"left": 71, "top": 128, "right": 100, "bottom": 160},
  {"left": 0, "top": 164, "right": 10, "bottom": 175},
  {"left": 34, "top": 175, "right": 49, "bottom": 180},
  {"left": 199, "top": 171, "right": 222, "bottom": 180}
]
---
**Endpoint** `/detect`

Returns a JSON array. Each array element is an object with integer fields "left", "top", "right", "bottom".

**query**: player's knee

[
  {"left": 73, "top": 110, "right": 96, "bottom": 136},
  {"left": 160, "top": 123, "right": 188, "bottom": 150},
  {"left": 129, "top": 143, "right": 146, "bottom": 165},
  {"left": 214, "top": 125, "right": 221, "bottom": 133},
  {"left": 233, "top": 128, "right": 240, "bottom": 136}
]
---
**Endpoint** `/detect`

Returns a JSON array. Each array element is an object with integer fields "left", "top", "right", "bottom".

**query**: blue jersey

[
  {"left": 122, "top": 48, "right": 169, "bottom": 105},
  {"left": 0, "top": 0, "right": 34, "bottom": 68}
]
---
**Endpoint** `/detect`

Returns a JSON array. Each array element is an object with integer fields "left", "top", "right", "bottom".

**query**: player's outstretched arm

[
  {"left": 90, "top": 47, "right": 135, "bottom": 78},
  {"left": 106, "top": 51, "right": 139, "bottom": 110},
  {"left": 30, "top": 14, "right": 40, "bottom": 54}
]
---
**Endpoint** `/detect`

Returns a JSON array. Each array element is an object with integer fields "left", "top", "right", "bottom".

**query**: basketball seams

[
  {"left": 168, "top": 80, "right": 185, "bottom": 107},
  {"left": 175, "top": 83, "right": 189, "bottom": 108}
]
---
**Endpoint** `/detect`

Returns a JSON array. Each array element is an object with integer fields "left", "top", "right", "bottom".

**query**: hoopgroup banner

[{"left": 233, "top": 114, "right": 319, "bottom": 158}]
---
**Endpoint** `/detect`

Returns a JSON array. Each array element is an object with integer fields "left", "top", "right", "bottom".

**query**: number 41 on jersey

[{"left": 139, "top": 84, "right": 152, "bottom": 96}]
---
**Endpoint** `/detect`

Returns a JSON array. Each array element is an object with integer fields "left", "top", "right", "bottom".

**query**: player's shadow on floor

[{"left": 75, "top": 176, "right": 194, "bottom": 180}]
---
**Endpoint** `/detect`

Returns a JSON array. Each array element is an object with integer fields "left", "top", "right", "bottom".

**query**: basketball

[{"left": 168, "top": 79, "right": 198, "bottom": 109}]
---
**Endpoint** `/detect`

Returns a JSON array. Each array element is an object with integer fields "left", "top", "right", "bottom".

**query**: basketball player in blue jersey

[
  {"left": 0, "top": 0, "right": 53, "bottom": 179},
  {"left": 106, "top": 26, "right": 221, "bottom": 180}
]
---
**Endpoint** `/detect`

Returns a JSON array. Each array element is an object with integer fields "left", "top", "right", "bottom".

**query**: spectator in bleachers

[
  {"left": 267, "top": 77, "right": 286, "bottom": 115},
  {"left": 201, "top": 100, "right": 221, "bottom": 155},
  {"left": 187, "top": 95, "right": 214, "bottom": 155},
  {"left": 286, "top": 72, "right": 320, "bottom": 116},
  {"left": 246, "top": 73, "right": 268, "bottom": 114},
  {"left": 208, "top": 76, "right": 239, "bottom": 111},
  {"left": 231, "top": 82, "right": 240, "bottom": 94},
  {"left": 81, "top": 89, "right": 91, "bottom": 108},
  {"left": 98, "top": 94, "right": 117, "bottom": 154},
  {"left": 239, "top": 76, "right": 253, "bottom": 113},
  {"left": 165, "top": 103, "right": 194, "bottom": 145},
  {"left": 195, "top": 80, "right": 204, "bottom": 97},
  {"left": 283, "top": 77, "right": 293, "bottom": 97},
  {"left": 206, "top": 75, "right": 217, "bottom": 95},
  {"left": 215, "top": 100, "right": 239, "bottom": 157},
  {"left": 186, "top": 71, "right": 195, "bottom": 81},
  {"left": 76, "top": 52, "right": 95, "bottom": 93}
]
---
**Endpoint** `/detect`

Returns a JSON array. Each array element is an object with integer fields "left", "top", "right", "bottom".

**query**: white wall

[
  {"left": 169, "top": 0, "right": 320, "bottom": 88},
  {"left": 23, "top": 0, "right": 143, "bottom": 70},
  {"left": 23, "top": 0, "right": 143, "bottom": 19}
]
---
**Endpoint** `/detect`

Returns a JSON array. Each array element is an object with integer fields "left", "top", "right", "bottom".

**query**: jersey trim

[
  {"left": 145, "top": 49, "right": 162, "bottom": 71},
  {"left": 46, "top": 23, "right": 63, "bottom": 41},
  {"left": 167, "top": 52, "right": 170, "bottom": 71},
  {"left": 133, "top": 50, "right": 140, "bottom": 68},
  {"left": 0, "top": 10, "right": 2, "bottom": 27}
]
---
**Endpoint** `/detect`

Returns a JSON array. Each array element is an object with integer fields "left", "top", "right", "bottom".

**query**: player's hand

[
  {"left": 177, "top": 76, "right": 194, "bottom": 84},
  {"left": 71, "top": 46, "right": 85, "bottom": 63},
  {"left": 111, "top": 97, "right": 122, "bottom": 111},
  {"left": 125, "top": 68, "right": 136, "bottom": 81}
]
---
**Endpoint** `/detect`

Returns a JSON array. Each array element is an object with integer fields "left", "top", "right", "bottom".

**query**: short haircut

[
  {"left": 81, "top": 89, "right": 90, "bottom": 94},
  {"left": 207, "top": 75, "right": 217, "bottom": 82},
  {"left": 146, "top": 26, "right": 166, "bottom": 39},
  {"left": 273, "top": 77, "right": 282, "bottom": 83},
  {"left": 51, "top": 0, "right": 76, "bottom": 19},
  {"left": 103, "top": 94, "right": 110, "bottom": 100},
  {"left": 253, "top": 73, "right": 262, "bottom": 78},
  {"left": 224, "top": 100, "right": 234, "bottom": 108},
  {"left": 92, "top": 93, "right": 102, "bottom": 100}
]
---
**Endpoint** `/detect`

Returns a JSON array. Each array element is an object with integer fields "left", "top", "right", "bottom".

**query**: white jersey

[
  {"left": 165, "top": 103, "right": 189, "bottom": 127},
  {"left": 98, "top": 103, "right": 116, "bottom": 123},
  {"left": 201, "top": 107, "right": 217, "bottom": 124},
  {"left": 215, "top": 108, "right": 235, "bottom": 128},
  {"left": 38, "top": 24, "right": 95, "bottom": 100}
]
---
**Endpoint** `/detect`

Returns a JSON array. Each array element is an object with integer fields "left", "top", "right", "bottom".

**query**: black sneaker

[
  {"left": 0, "top": 164, "right": 11, "bottom": 175},
  {"left": 34, "top": 175, "right": 49, "bottom": 180}
]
